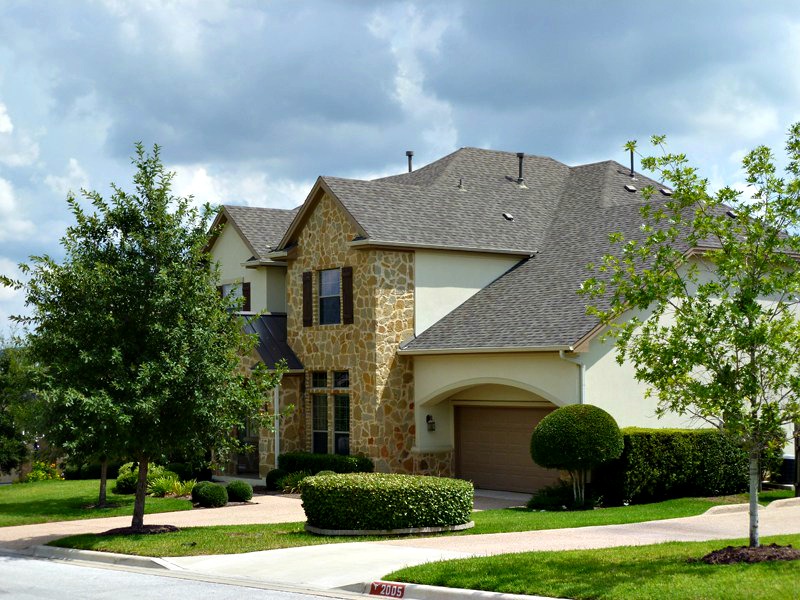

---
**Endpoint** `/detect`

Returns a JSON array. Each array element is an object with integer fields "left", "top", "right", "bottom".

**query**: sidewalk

[
  {"left": 163, "top": 499, "right": 800, "bottom": 590},
  {"left": 3, "top": 493, "right": 799, "bottom": 595}
]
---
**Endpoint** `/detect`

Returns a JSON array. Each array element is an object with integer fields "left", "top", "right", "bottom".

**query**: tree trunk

[
  {"left": 748, "top": 450, "right": 760, "bottom": 548},
  {"left": 131, "top": 456, "right": 149, "bottom": 530},
  {"left": 97, "top": 457, "right": 108, "bottom": 508}
]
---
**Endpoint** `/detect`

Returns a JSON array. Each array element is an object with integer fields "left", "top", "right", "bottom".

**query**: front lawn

[
  {"left": 0, "top": 480, "right": 192, "bottom": 527},
  {"left": 385, "top": 534, "right": 800, "bottom": 600},
  {"left": 47, "top": 491, "right": 790, "bottom": 557}
]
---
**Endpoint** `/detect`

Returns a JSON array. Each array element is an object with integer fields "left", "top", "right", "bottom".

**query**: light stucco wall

[
  {"left": 210, "top": 219, "right": 287, "bottom": 314},
  {"left": 414, "top": 250, "right": 520, "bottom": 335}
]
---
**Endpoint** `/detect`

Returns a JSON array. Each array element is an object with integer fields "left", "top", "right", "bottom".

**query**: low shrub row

[
  {"left": 277, "top": 452, "right": 374, "bottom": 475},
  {"left": 593, "top": 428, "right": 748, "bottom": 504},
  {"left": 267, "top": 452, "right": 375, "bottom": 491},
  {"left": 300, "top": 473, "right": 473, "bottom": 531}
]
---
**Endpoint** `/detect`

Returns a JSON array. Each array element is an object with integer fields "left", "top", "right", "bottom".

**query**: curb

[
  {"left": 306, "top": 521, "right": 474, "bottom": 537},
  {"left": 360, "top": 581, "right": 560, "bottom": 600},
  {"left": 28, "top": 545, "right": 178, "bottom": 570}
]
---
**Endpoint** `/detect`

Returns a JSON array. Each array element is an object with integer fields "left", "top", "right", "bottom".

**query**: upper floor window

[
  {"left": 217, "top": 281, "right": 251, "bottom": 312},
  {"left": 303, "top": 266, "right": 353, "bottom": 327},
  {"left": 318, "top": 269, "right": 341, "bottom": 325}
]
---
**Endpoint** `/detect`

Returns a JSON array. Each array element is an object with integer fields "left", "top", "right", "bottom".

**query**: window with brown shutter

[
  {"left": 302, "top": 271, "right": 313, "bottom": 326},
  {"left": 242, "top": 282, "right": 251, "bottom": 312},
  {"left": 341, "top": 266, "right": 353, "bottom": 324}
]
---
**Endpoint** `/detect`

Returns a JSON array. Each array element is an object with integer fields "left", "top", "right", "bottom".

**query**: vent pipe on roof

[
  {"left": 629, "top": 148, "right": 636, "bottom": 179},
  {"left": 406, "top": 150, "right": 414, "bottom": 173},
  {"left": 516, "top": 152, "right": 525, "bottom": 186}
]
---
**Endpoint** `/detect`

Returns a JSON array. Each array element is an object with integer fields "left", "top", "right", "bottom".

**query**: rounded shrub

[
  {"left": 226, "top": 480, "right": 254, "bottom": 502},
  {"left": 300, "top": 473, "right": 473, "bottom": 531},
  {"left": 194, "top": 482, "right": 228, "bottom": 508},
  {"left": 191, "top": 480, "right": 214, "bottom": 503},
  {"left": 531, "top": 405, "right": 623, "bottom": 507},
  {"left": 531, "top": 405, "right": 623, "bottom": 471},
  {"left": 265, "top": 468, "right": 287, "bottom": 491}
]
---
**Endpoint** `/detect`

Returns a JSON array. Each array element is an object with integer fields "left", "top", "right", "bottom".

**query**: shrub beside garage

[{"left": 300, "top": 473, "right": 473, "bottom": 532}]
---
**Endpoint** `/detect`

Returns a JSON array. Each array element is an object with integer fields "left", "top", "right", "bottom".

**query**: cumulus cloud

[
  {"left": 0, "top": 178, "right": 36, "bottom": 241},
  {"left": 170, "top": 163, "right": 312, "bottom": 210},
  {"left": 0, "top": 102, "right": 39, "bottom": 167},
  {"left": 44, "top": 158, "right": 90, "bottom": 197}
]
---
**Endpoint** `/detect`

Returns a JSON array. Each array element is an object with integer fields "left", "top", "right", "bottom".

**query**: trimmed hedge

[
  {"left": 300, "top": 473, "right": 473, "bottom": 531},
  {"left": 226, "top": 480, "right": 253, "bottom": 502},
  {"left": 593, "top": 428, "right": 748, "bottom": 504},
  {"left": 194, "top": 482, "right": 228, "bottom": 508},
  {"left": 278, "top": 452, "right": 374, "bottom": 475}
]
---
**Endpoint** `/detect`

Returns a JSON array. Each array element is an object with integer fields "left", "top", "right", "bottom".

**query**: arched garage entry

[{"left": 449, "top": 384, "right": 561, "bottom": 493}]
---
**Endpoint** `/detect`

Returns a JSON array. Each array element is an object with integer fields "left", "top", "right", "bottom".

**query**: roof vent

[
  {"left": 503, "top": 212, "right": 514, "bottom": 221},
  {"left": 629, "top": 148, "right": 636, "bottom": 180},
  {"left": 406, "top": 150, "right": 414, "bottom": 173},
  {"left": 457, "top": 177, "right": 466, "bottom": 191},
  {"left": 660, "top": 188, "right": 673, "bottom": 196},
  {"left": 516, "top": 152, "right": 526, "bottom": 187},
  {"left": 624, "top": 184, "right": 637, "bottom": 193},
  {"left": 726, "top": 209, "right": 738, "bottom": 219}
]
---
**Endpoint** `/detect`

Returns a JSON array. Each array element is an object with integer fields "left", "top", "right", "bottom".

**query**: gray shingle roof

[
  {"left": 223, "top": 205, "right": 298, "bottom": 259},
  {"left": 275, "top": 146, "right": 674, "bottom": 351},
  {"left": 320, "top": 148, "right": 572, "bottom": 254},
  {"left": 401, "top": 157, "right": 670, "bottom": 350}
]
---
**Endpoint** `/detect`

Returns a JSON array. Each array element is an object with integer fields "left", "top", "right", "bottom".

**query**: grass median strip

[
  {"left": 385, "top": 533, "right": 800, "bottom": 600},
  {"left": 0, "top": 480, "right": 192, "bottom": 527},
  {"left": 46, "top": 491, "right": 790, "bottom": 557}
]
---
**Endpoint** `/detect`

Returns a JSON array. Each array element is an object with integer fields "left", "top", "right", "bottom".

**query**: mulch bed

[
  {"left": 696, "top": 544, "right": 800, "bottom": 564},
  {"left": 100, "top": 524, "right": 180, "bottom": 536}
]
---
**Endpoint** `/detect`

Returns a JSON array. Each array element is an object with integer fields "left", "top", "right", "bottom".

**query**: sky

[{"left": 1, "top": 0, "right": 799, "bottom": 335}]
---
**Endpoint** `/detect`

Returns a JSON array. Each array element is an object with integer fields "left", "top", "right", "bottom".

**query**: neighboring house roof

[
  {"left": 243, "top": 314, "right": 303, "bottom": 371},
  {"left": 209, "top": 205, "right": 299, "bottom": 260}
]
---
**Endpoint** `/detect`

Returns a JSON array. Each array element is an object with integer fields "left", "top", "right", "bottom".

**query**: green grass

[
  {"left": 386, "top": 534, "right": 800, "bottom": 600},
  {"left": 48, "top": 521, "right": 377, "bottom": 556},
  {"left": 0, "top": 480, "right": 192, "bottom": 527},
  {"left": 47, "top": 490, "right": 792, "bottom": 557}
]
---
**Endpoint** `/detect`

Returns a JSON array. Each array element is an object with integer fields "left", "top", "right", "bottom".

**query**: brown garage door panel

[{"left": 456, "top": 406, "right": 560, "bottom": 493}]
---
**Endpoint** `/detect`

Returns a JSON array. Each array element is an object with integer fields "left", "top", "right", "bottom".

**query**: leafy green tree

[
  {"left": 3, "top": 144, "right": 283, "bottom": 529},
  {"left": 0, "top": 342, "right": 30, "bottom": 474},
  {"left": 530, "top": 404, "right": 623, "bottom": 507},
  {"left": 582, "top": 125, "right": 800, "bottom": 547}
]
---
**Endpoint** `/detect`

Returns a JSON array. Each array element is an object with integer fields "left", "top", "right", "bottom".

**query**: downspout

[
  {"left": 559, "top": 350, "right": 585, "bottom": 404},
  {"left": 273, "top": 385, "right": 281, "bottom": 469}
]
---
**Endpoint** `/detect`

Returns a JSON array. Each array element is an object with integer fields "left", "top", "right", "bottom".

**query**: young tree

[
  {"left": 582, "top": 124, "right": 800, "bottom": 548},
  {"left": 3, "top": 144, "right": 283, "bottom": 529}
]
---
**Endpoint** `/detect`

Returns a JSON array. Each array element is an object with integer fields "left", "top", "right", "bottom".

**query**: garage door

[{"left": 455, "top": 405, "right": 560, "bottom": 493}]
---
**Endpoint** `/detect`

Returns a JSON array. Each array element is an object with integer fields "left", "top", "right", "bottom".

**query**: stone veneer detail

[{"left": 285, "top": 193, "right": 418, "bottom": 474}]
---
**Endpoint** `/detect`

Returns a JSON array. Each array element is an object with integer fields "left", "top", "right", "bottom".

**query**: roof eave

[
  {"left": 397, "top": 344, "right": 574, "bottom": 356},
  {"left": 349, "top": 239, "right": 536, "bottom": 257}
]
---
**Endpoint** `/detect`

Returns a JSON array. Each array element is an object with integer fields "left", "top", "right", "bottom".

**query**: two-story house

[{"left": 210, "top": 148, "right": 703, "bottom": 492}]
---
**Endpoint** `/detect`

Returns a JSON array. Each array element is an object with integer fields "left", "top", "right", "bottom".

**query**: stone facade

[
  {"left": 257, "top": 373, "right": 305, "bottom": 477},
  {"left": 285, "top": 193, "right": 417, "bottom": 473}
]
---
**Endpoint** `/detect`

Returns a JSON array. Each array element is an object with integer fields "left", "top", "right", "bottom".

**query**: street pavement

[{"left": 1, "top": 490, "right": 799, "bottom": 596}]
